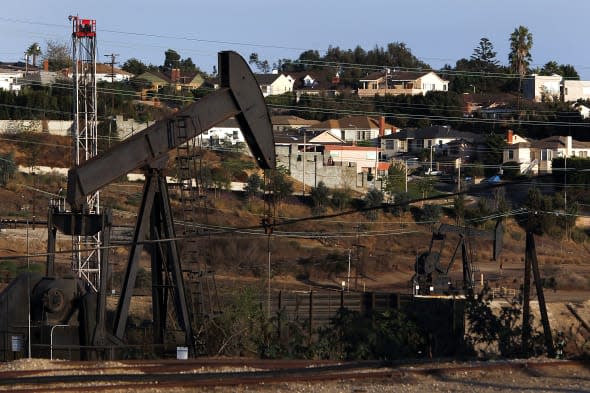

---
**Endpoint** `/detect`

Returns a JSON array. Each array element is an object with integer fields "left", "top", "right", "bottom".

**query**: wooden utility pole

[{"left": 522, "top": 226, "right": 555, "bottom": 357}]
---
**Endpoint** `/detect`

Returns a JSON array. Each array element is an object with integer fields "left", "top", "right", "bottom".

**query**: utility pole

[
  {"left": 104, "top": 53, "right": 118, "bottom": 147},
  {"left": 104, "top": 53, "right": 118, "bottom": 84}
]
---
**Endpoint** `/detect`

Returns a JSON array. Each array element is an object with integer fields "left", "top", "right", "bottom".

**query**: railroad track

[{"left": 0, "top": 358, "right": 586, "bottom": 392}]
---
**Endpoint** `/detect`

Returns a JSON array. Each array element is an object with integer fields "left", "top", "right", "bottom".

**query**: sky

[{"left": 1, "top": 0, "right": 589, "bottom": 79}]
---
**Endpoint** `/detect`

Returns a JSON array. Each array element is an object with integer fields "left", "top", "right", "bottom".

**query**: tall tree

[
  {"left": 310, "top": 181, "right": 330, "bottom": 215},
  {"left": 26, "top": 43, "right": 42, "bottom": 67},
  {"left": 539, "top": 60, "right": 560, "bottom": 76},
  {"left": 43, "top": 40, "right": 71, "bottom": 71},
  {"left": 163, "top": 49, "right": 181, "bottom": 70},
  {"left": 509, "top": 26, "right": 533, "bottom": 84},
  {"left": 122, "top": 58, "right": 148, "bottom": 75},
  {"left": 470, "top": 37, "right": 499, "bottom": 67}
]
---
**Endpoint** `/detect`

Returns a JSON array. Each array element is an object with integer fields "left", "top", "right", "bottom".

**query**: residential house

[
  {"left": 524, "top": 74, "right": 590, "bottom": 102},
  {"left": 307, "top": 115, "right": 398, "bottom": 145},
  {"left": 199, "top": 117, "right": 245, "bottom": 147},
  {"left": 271, "top": 115, "right": 317, "bottom": 131},
  {"left": 95, "top": 63, "right": 133, "bottom": 83},
  {"left": 503, "top": 135, "right": 590, "bottom": 174},
  {"left": 357, "top": 70, "right": 449, "bottom": 98},
  {"left": 324, "top": 145, "right": 379, "bottom": 175},
  {"left": 254, "top": 72, "right": 294, "bottom": 97},
  {"left": 573, "top": 102, "right": 590, "bottom": 119},
  {"left": 380, "top": 125, "right": 481, "bottom": 160},
  {"left": 523, "top": 74, "right": 562, "bottom": 102},
  {"left": 134, "top": 69, "right": 204, "bottom": 98},
  {"left": 0, "top": 68, "right": 22, "bottom": 93},
  {"left": 290, "top": 70, "right": 343, "bottom": 99},
  {"left": 563, "top": 80, "right": 590, "bottom": 102},
  {"left": 63, "top": 63, "right": 134, "bottom": 83}
]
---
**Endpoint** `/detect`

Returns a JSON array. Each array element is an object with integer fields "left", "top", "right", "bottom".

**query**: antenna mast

[{"left": 69, "top": 15, "right": 101, "bottom": 291}]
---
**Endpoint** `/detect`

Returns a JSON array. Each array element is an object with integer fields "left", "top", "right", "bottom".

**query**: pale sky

[{"left": 1, "top": 0, "right": 589, "bottom": 78}]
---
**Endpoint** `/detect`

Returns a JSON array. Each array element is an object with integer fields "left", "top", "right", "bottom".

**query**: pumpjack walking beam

[
  {"left": 64, "top": 51, "right": 276, "bottom": 351},
  {"left": 67, "top": 51, "right": 275, "bottom": 211}
]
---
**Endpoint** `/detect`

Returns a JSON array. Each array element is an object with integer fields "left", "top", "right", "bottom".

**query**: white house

[
  {"left": 573, "top": 103, "right": 590, "bottom": 119},
  {"left": 358, "top": 70, "right": 449, "bottom": 97},
  {"left": 307, "top": 116, "right": 397, "bottom": 145},
  {"left": 324, "top": 145, "right": 379, "bottom": 174},
  {"left": 503, "top": 135, "right": 590, "bottom": 174},
  {"left": 523, "top": 74, "right": 562, "bottom": 102},
  {"left": 0, "top": 69, "right": 22, "bottom": 93},
  {"left": 198, "top": 117, "right": 245, "bottom": 146},
  {"left": 254, "top": 73, "right": 294, "bottom": 97},
  {"left": 380, "top": 125, "right": 480, "bottom": 160},
  {"left": 563, "top": 80, "right": 590, "bottom": 102}
]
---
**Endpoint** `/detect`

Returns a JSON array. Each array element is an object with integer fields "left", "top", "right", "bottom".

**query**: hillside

[{"left": 1, "top": 161, "right": 590, "bottom": 300}]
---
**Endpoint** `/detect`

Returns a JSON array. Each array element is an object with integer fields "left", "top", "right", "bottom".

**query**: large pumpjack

[{"left": 0, "top": 51, "right": 275, "bottom": 360}]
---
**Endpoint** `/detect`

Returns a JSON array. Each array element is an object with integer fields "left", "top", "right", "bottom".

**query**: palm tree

[
  {"left": 509, "top": 26, "right": 533, "bottom": 91},
  {"left": 509, "top": 26, "right": 533, "bottom": 132},
  {"left": 26, "top": 42, "right": 42, "bottom": 67}
]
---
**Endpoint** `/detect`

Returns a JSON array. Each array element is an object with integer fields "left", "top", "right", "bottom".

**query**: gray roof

[
  {"left": 382, "top": 125, "right": 482, "bottom": 142},
  {"left": 254, "top": 73, "right": 282, "bottom": 85}
]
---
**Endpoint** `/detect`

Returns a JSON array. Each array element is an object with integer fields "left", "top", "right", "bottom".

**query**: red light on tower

[{"left": 69, "top": 16, "right": 96, "bottom": 38}]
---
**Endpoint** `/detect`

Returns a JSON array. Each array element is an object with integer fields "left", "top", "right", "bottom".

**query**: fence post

[
  {"left": 308, "top": 291, "right": 313, "bottom": 343},
  {"left": 277, "top": 291, "right": 282, "bottom": 341}
]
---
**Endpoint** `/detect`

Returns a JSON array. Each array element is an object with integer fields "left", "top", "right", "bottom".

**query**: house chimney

[
  {"left": 43, "top": 59, "right": 49, "bottom": 72},
  {"left": 507, "top": 129, "right": 514, "bottom": 144},
  {"left": 379, "top": 116, "right": 385, "bottom": 137},
  {"left": 171, "top": 68, "right": 180, "bottom": 83}
]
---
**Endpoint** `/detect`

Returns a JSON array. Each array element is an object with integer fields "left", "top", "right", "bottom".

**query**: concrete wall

[
  {"left": 115, "top": 115, "right": 153, "bottom": 139},
  {"left": 276, "top": 144, "right": 375, "bottom": 191},
  {"left": 0, "top": 120, "right": 72, "bottom": 136}
]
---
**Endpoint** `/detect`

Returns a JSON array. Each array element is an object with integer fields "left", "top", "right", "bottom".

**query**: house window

[
  {"left": 580, "top": 151, "right": 588, "bottom": 158},
  {"left": 385, "top": 140, "right": 394, "bottom": 150},
  {"left": 399, "top": 140, "right": 407, "bottom": 151},
  {"left": 508, "top": 150, "right": 514, "bottom": 160}
]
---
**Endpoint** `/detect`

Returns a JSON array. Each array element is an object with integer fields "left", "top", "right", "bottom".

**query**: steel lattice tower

[{"left": 69, "top": 16, "right": 101, "bottom": 291}]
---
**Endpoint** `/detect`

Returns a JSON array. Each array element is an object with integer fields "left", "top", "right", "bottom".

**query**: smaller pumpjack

[{"left": 412, "top": 220, "right": 503, "bottom": 295}]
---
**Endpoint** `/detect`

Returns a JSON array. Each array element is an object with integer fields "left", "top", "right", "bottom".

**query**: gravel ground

[{"left": 2, "top": 359, "right": 589, "bottom": 393}]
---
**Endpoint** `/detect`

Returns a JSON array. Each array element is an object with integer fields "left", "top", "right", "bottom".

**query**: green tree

[
  {"left": 244, "top": 173, "right": 262, "bottom": 201},
  {"left": 363, "top": 188, "right": 384, "bottom": 221},
  {"left": 179, "top": 57, "right": 199, "bottom": 74},
  {"left": 331, "top": 187, "right": 352, "bottom": 211},
  {"left": 264, "top": 166, "right": 293, "bottom": 209},
  {"left": 248, "top": 53, "right": 270, "bottom": 73},
  {"left": 471, "top": 37, "right": 499, "bottom": 67},
  {"left": 421, "top": 204, "right": 442, "bottom": 225},
  {"left": 416, "top": 177, "right": 435, "bottom": 201},
  {"left": 164, "top": 49, "right": 181, "bottom": 70},
  {"left": 0, "top": 152, "right": 16, "bottom": 186},
  {"left": 481, "top": 133, "right": 506, "bottom": 177},
  {"left": 43, "top": 40, "right": 71, "bottom": 71},
  {"left": 26, "top": 42, "right": 42, "bottom": 67},
  {"left": 539, "top": 61, "right": 560, "bottom": 76},
  {"left": 539, "top": 61, "right": 580, "bottom": 80},
  {"left": 310, "top": 181, "right": 330, "bottom": 216},
  {"left": 509, "top": 26, "right": 533, "bottom": 92},
  {"left": 384, "top": 161, "right": 406, "bottom": 197},
  {"left": 454, "top": 194, "right": 466, "bottom": 225},
  {"left": 122, "top": 58, "right": 148, "bottom": 75}
]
